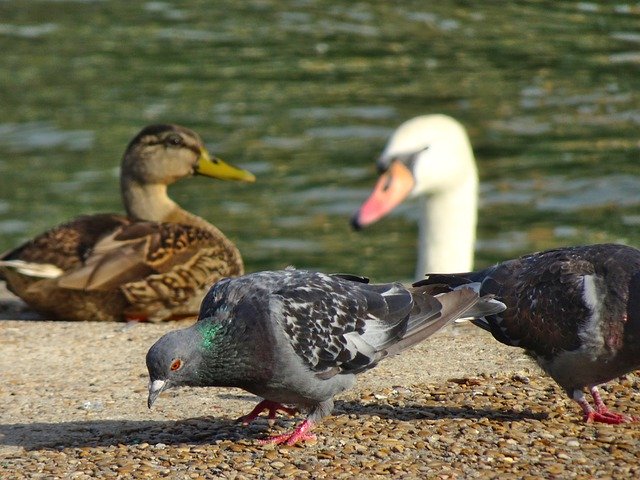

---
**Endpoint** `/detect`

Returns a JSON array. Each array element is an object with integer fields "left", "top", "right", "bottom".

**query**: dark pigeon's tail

[
  {"left": 412, "top": 272, "right": 499, "bottom": 333},
  {"left": 384, "top": 279, "right": 505, "bottom": 357}
]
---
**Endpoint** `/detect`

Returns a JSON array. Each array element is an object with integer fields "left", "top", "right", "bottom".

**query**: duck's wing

[
  {"left": 57, "top": 220, "right": 242, "bottom": 290},
  {"left": 0, "top": 213, "right": 131, "bottom": 272}
]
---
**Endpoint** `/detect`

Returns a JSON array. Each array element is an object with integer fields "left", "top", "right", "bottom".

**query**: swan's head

[{"left": 351, "top": 114, "right": 476, "bottom": 229}]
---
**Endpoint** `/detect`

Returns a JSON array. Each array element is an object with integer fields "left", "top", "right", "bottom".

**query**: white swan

[{"left": 352, "top": 114, "right": 478, "bottom": 279}]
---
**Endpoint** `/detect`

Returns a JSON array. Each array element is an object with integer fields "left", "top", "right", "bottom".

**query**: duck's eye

[
  {"left": 165, "top": 134, "right": 184, "bottom": 147},
  {"left": 170, "top": 359, "right": 183, "bottom": 371}
]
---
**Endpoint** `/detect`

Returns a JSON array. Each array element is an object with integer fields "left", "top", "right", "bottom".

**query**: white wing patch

[
  {"left": 0, "top": 259, "right": 63, "bottom": 278},
  {"left": 578, "top": 274, "right": 605, "bottom": 355}
]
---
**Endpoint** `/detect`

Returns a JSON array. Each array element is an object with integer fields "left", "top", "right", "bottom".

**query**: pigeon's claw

[
  {"left": 258, "top": 419, "right": 316, "bottom": 446},
  {"left": 584, "top": 409, "right": 631, "bottom": 425},
  {"left": 238, "top": 400, "right": 298, "bottom": 425},
  {"left": 574, "top": 387, "right": 636, "bottom": 424}
]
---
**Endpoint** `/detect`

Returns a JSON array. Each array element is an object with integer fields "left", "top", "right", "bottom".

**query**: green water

[{"left": 1, "top": 1, "right": 639, "bottom": 282}]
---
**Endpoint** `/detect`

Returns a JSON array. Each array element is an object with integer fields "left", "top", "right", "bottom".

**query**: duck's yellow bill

[{"left": 196, "top": 149, "right": 256, "bottom": 182}]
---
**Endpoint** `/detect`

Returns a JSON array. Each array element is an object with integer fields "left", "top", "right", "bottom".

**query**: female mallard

[{"left": 0, "top": 124, "right": 255, "bottom": 322}]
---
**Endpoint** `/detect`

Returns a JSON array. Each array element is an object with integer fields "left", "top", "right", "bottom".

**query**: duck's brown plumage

[{"left": 0, "top": 124, "right": 255, "bottom": 322}]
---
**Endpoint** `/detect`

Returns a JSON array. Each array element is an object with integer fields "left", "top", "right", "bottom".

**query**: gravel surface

[{"left": 1, "top": 288, "right": 639, "bottom": 479}]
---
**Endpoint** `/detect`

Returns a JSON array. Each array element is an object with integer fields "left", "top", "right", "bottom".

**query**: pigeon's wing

[
  {"left": 329, "top": 273, "right": 370, "bottom": 284},
  {"left": 476, "top": 246, "right": 614, "bottom": 357},
  {"left": 270, "top": 273, "right": 414, "bottom": 379}
]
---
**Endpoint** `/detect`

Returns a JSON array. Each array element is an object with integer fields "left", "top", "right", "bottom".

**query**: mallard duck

[
  {"left": 0, "top": 124, "right": 255, "bottom": 322},
  {"left": 352, "top": 115, "right": 478, "bottom": 279}
]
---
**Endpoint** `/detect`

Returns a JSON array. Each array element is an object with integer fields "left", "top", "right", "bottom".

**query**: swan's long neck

[
  {"left": 415, "top": 175, "right": 477, "bottom": 279},
  {"left": 121, "top": 180, "right": 221, "bottom": 234}
]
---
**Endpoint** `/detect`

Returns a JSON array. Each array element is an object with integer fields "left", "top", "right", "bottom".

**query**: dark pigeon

[
  {"left": 146, "top": 268, "right": 505, "bottom": 445},
  {"left": 417, "top": 243, "right": 640, "bottom": 424}
]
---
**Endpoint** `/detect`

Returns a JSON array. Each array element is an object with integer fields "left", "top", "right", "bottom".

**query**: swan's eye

[
  {"left": 376, "top": 158, "right": 391, "bottom": 174},
  {"left": 170, "top": 359, "right": 183, "bottom": 371},
  {"left": 407, "top": 145, "right": 430, "bottom": 165}
]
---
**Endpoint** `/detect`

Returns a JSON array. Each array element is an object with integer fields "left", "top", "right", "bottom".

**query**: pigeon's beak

[{"left": 147, "top": 379, "right": 167, "bottom": 408}]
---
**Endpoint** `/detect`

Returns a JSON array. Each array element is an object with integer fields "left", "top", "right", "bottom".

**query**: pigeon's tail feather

[
  {"left": 470, "top": 317, "right": 491, "bottom": 332},
  {"left": 462, "top": 295, "right": 506, "bottom": 328},
  {"left": 461, "top": 287, "right": 505, "bottom": 318},
  {"left": 384, "top": 286, "right": 480, "bottom": 357},
  {"left": 413, "top": 273, "right": 470, "bottom": 288},
  {"left": 412, "top": 271, "right": 505, "bottom": 324},
  {"left": 413, "top": 271, "right": 491, "bottom": 288}
]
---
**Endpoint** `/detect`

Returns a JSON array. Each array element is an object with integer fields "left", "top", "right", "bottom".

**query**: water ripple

[
  {"left": 482, "top": 175, "right": 640, "bottom": 212},
  {"left": 0, "top": 219, "right": 29, "bottom": 235},
  {"left": 609, "top": 52, "right": 640, "bottom": 64},
  {"left": 290, "top": 106, "right": 396, "bottom": 121},
  {"left": 255, "top": 238, "right": 321, "bottom": 252},
  {"left": 0, "top": 123, "right": 94, "bottom": 152},
  {"left": 0, "top": 23, "right": 58, "bottom": 38},
  {"left": 305, "top": 126, "right": 393, "bottom": 140}
]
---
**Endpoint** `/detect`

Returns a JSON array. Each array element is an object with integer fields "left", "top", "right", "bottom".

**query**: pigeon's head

[{"left": 146, "top": 326, "right": 204, "bottom": 408}]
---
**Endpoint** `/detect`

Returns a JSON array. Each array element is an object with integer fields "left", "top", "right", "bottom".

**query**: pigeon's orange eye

[{"left": 170, "top": 359, "right": 182, "bottom": 371}]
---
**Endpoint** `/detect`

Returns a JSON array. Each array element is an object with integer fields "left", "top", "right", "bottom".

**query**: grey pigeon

[
  {"left": 146, "top": 268, "right": 505, "bottom": 445},
  {"left": 417, "top": 243, "right": 640, "bottom": 424}
]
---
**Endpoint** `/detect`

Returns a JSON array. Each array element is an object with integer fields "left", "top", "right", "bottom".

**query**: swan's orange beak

[{"left": 351, "top": 160, "right": 415, "bottom": 230}]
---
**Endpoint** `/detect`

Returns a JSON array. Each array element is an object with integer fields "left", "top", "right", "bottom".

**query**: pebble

[{"left": 2, "top": 373, "right": 639, "bottom": 479}]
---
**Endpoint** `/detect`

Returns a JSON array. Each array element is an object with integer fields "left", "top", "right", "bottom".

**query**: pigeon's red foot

[
  {"left": 259, "top": 419, "right": 316, "bottom": 446},
  {"left": 238, "top": 400, "right": 298, "bottom": 425},
  {"left": 576, "top": 387, "right": 638, "bottom": 424},
  {"left": 584, "top": 409, "right": 632, "bottom": 425}
]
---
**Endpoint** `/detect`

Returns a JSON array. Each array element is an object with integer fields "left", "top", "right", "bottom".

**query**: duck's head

[
  {"left": 121, "top": 124, "right": 256, "bottom": 187},
  {"left": 351, "top": 114, "right": 476, "bottom": 229}
]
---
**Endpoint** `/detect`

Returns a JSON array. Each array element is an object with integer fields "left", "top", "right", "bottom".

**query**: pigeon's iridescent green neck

[{"left": 198, "top": 322, "right": 224, "bottom": 350}]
